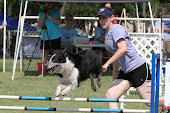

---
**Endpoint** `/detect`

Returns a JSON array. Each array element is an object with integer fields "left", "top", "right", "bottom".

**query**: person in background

[
  {"left": 95, "top": 3, "right": 119, "bottom": 62},
  {"left": 94, "top": 21, "right": 107, "bottom": 62},
  {"left": 0, "top": 21, "right": 7, "bottom": 29},
  {"left": 60, "top": 14, "right": 79, "bottom": 51},
  {"left": 95, "top": 3, "right": 119, "bottom": 75},
  {"left": 101, "top": 3, "right": 118, "bottom": 24},
  {"left": 156, "top": 5, "right": 170, "bottom": 61},
  {"left": 0, "top": 21, "right": 8, "bottom": 57},
  {"left": 96, "top": 8, "right": 164, "bottom": 113},
  {"left": 37, "top": 2, "right": 62, "bottom": 77}
]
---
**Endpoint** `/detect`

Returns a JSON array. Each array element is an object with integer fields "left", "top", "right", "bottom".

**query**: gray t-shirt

[{"left": 105, "top": 24, "right": 145, "bottom": 73}]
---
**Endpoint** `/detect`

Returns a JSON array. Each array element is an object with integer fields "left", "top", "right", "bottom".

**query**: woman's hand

[
  {"left": 46, "top": 13, "right": 51, "bottom": 19},
  {"left": 3, "top": 21, "right": 7, "bottom": 26},
  {"left": 102, "top": 63, "right": 109, "bottom": 72}
]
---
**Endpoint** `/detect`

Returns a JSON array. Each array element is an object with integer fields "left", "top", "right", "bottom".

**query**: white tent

[{"left": 12, "top": 0, "right": 155, "bottom": 81}]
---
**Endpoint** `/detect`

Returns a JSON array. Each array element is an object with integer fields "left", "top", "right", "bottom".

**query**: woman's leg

[
  {"left": 136, "top": 81, "right": 152, "bottom": 106},
  {"left": 38, "top": 49, "right": 49, "bottom": 77},
  {"left": 44, "top": 49, "right": 49, "bottom": 64},
  {"left": 106, "top": 79, "right": 132, "bottom": 113},
  {"left": 137, "top": 81, "right": 164, "bottom": 106},
  {"left": 136, "top": 81, "right": 151, "bottom": 99}
]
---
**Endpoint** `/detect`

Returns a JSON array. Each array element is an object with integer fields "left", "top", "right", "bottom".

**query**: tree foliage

[{"left": 0, "top": 0, "right": 169, "bottom": 19}]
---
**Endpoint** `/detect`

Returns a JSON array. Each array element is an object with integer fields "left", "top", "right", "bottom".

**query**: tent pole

[
  {"left": 3, "top": 0, "right": 6, "bottom": 72},
  {"left": 12, "top": 0, "right": 28, "bottom": 80},
  {"left": 12, "top": 0, "right": 23, "bottom": 80},
  {"left": 135, "top": 2, "right": 140, "bottom": 33},
  {"left": 148, "top": 2, "right": 155, "bottom": 33},
  {"left": 13, "top": 0, "right": 23, "bottom": 64}
]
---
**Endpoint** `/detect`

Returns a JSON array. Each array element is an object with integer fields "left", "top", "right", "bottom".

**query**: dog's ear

[
  {"left": 63, "top": 48, "right": 67, "bottom": 53},
  {"left": 62, "top": 48, "right": 68, "bottom": 57}
]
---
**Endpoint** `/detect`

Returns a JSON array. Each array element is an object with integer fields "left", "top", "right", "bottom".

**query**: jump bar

[
  {"left": 0, "top": 95, "right": 150, "bottom": 103},
  {"left": 0, "top": 106, "right": 150, "bottom": 112}
]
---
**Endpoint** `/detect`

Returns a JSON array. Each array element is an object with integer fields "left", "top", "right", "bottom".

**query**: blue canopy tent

[
  {"left": 0, "top": 13, "right": 36, "bottom": 72},
  {"left": 0, "top": 13, "right": 36, "bottom": 31}
]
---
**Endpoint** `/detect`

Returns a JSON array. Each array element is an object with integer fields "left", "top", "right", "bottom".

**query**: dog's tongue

[{"left": 48, "top": 65, "right": 58, "bottom": 74}]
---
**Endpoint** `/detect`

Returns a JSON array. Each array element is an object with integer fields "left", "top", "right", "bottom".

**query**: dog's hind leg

[
  {"left": 56, "top": 83, "right": 66, "bottom": 97},
  {"left": 97, "top": 73, "right": 102, "bottom": 88},
  {"left": 90, "top": 75, "right": 97, "bottom": 91}
]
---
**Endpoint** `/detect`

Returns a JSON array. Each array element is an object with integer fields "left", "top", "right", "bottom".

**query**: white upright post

[
  {"left": 12, "top": 0, "right": 23, "bottom": 77},
  {"left": 3, "top": 0, "right": 6, "bottom": 72},
  {"left": 148, "top": 2, "right": 155, "bottom": 33},
  {"left": 165, "top": 62, "right": 170, "bottom": 106},
  {"left": 12, "top": 1, "right": 28, "bottom": 80},
  {"left": 135, "top": 2, "right": 140, "bottom": 33}
]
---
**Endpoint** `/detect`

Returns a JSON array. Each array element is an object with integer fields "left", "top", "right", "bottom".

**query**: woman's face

[
  {"left": 45, "top": 2, "right": 54, "bottom": 8},
  {"left": 64, "top": 17, "right": 74, "bottom": 27},
  {"left": 105, "top": 3, "right": 112, "bottom": 9},
  {"left": 98, "top": 16, "right": 113, "bottom": 30},
  {"left": 162, "top": 7, "right": 168, "bottom": 15}
]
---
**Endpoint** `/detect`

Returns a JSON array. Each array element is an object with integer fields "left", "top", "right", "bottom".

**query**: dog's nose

[{"left": 44, "top": 64, "right": 48, "bottom": 68}]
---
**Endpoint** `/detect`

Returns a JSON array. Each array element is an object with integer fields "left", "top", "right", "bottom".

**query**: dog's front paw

[
  {"left": 61, "top": 90, "right": 69, "bottom": 96},
  {"left": 56, "top": 91, "right": 61, "bottom": 97},
  {"left": 97, "top": 78, "right": 102, "bottom": 88}
]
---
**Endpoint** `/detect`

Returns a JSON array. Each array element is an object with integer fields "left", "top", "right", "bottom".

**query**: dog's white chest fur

[
  {"left": 59, "top": 57, "right": 79, "bottom": 85},
  {"left": 61, "top": 67, "right": 79, "bottom": 85}
]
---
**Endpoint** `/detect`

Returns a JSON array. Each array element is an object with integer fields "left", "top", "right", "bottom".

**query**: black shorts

[
  {"left": 40, "top": 38, "right": 61, "bottom": 50},
  {"left": 117, "top": 63, "right": 151, "bottom": 88}
]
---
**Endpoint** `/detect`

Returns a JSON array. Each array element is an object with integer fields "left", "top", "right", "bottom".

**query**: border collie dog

[{"left": 45, "top": 49, "right": 102, "bottom": 96}]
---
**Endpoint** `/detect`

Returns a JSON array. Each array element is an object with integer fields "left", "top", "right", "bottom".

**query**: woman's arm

[
  {"left": 112, "top": 59, "right": 119, "bottom": 81},
  {"left": 37, "top": 13, "right": 46, "bottom": 27},
  {"left": 0, "top": 21, "right": 7, "bottom": 29},
  {"left": 157, "top": 28, "right": 170, "bottom": 33},
  {"left": 97, "top": 33, "right": 105, "bottom": 42},
  {"left": 102, "top": 39, "right": 127, "bottom": 72},
  {"left": 46, "top": 13, "right": 61, "bottom": 25},
  {"left": 164, "top": 28, "right": 170, "bottom": 33}
]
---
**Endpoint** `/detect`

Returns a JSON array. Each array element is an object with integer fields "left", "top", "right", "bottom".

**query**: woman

[
  {"left": 96, "top": 7, "right": 164, "bottom": 112},
  {"left": 37, "top": 2, "right": 62, "bottom": 77}
]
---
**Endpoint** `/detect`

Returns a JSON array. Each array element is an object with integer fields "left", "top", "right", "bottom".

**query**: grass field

[{"left": 0, "top": 58, "right": 151, "bottom": 113}]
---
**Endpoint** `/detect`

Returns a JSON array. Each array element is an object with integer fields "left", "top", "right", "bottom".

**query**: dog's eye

[{"left": 61, "top": 59, "right": 66, "bottom": 63}]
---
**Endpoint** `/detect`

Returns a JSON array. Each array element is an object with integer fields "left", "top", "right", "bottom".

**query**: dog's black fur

[{"left": 45, "top": 49, "right": 102, "bottom": 96}]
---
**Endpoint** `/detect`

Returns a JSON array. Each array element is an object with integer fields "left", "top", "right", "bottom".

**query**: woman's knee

[
  {"left": 106, "top": 89, "right": 116, "bottom": 99},
  {"left": 105, "top": 90, "right": 111, "bottom": 99}
]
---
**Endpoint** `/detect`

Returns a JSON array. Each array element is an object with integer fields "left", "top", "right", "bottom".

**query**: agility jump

[{"left": 0, "top": 54, "right": 163, "bottom": 113}]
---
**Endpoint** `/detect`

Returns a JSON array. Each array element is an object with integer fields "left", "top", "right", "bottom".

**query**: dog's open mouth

[{"left": 48, "top": 65, "right": 58, "bottom": 74}]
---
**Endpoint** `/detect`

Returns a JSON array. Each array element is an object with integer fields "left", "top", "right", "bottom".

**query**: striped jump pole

[
  {"left": 0, "top": 95, "right": 150, "bottom": 103},
  {"left": 0, "top": 106, "right": 150, "bottom": 113}
]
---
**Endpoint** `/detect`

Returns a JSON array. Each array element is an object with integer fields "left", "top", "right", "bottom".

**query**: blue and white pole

[
  {"left": 0, "top": 106, "right": 150, "bottom": 112},
  {"left": 0, "top": 95, "right": 150, "bottom": 103}
]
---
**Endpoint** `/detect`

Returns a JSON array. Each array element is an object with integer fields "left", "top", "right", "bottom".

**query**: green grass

[{"left": 0, "top": 58, "right": 150, "bottom": 113}]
